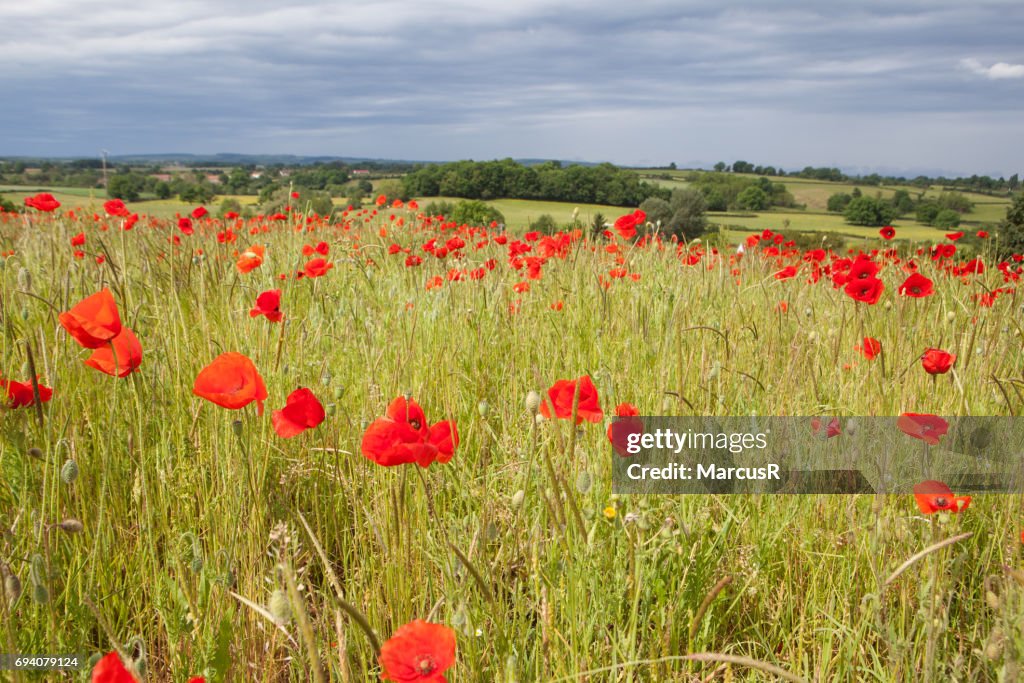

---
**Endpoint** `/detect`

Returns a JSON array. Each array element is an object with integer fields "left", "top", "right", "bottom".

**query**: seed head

[
  {"left": 525, "top": 391, "right": 542, "bottom": 415},
  {"left": 60, "top": 459, "right": 80, "bottom": 484}
]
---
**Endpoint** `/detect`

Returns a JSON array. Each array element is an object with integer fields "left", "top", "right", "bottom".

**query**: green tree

[
  {"left": 529, "top": 214, "right": 559, "bottom": 234},
  {"left": 890, "top": 189, "right": 915, "bottom": 215},
  {"left": 932, "top": 209, "right": 961, "bottom": 229},
  {"left": 107, "top": 174, "right": 144, "bottom": 201},
  {"left": 916, "top": 202, "right": 941, "bottom": 225},
  {"left": 843, "top": 196, "right": 896, "bottom": 226},
  {"left": 827, "top": 193, "right": 852, "bottom": 212},
  {"left": 736, "top": 186, "right": 770, "bottom": 211},
  {"left": 448, "top": 200, "right": 505, "bottom": 227},
  {"left": 999, "top": 192, "right": 1024, "bottom": 256},
  {"left": 664, "top": 188, "right": 708, "bottom": 240}
]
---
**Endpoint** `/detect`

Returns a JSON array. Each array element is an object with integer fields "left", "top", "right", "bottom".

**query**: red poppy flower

[
  {"left": 613, "top": 210, "right": 645, "bottom": 240},
  {"left": 236, "top": 245, "right": 265, "bottom": 274},
  {"left": 896, "top": 413, "right": 949, "bottom": 445},
  {"left": 59, "top": 288, "right": 123, "bottom": 349},
  {"left": 193, "top": 352, "right": 268, "bottom": 415},
  {"left": 774, "top": 265, "right": 798, "bottom": 280},
  {"left": 192, "top": 206, "right": 208, "bottom": 219},
  {"left": 104, "top": 199, "right": 130, "bottom": 218},
  {"left": 1, "top": 377, "right": 54, "bottom": 408},
  {"left": 361, "top": 396, "right": 459, "bottom": 467},
  {"left": 272, "top": 387, "right": 326, "bottom": 438},
  {"left": 921, "top": 348, "right": 956, "bottom": 375},
  {"left": 71, "top": 232, "right": 86, "bottom": 246},
  {"left": 540, "top": 375, "right": 604, "bottom": 424},
  {"left": 844, "top": 277, "right": 884, "bottom": 305},
  {"left": 898, "top": 272, "right": 934, "bottom": 298},
  {"left": 303, "top": 258, "right": 333, "bottom": 278},
  {"left": 811, "top": 416, "right": 842, "bottom": 438},
  {"left": 25, "top": 192, "right": 61, "bottom": 212},
  {"left": 178, "top": 217, "right": 194, "bottom": 235},
  {"left": 946, "top": 231, "right": 964, "bottom": 241},
  {"left": 607, "top": 402, "right": 642, "bottom": 456},
  {"left": 379, "top": 619, "right": 457, "bottom": 683},
  {"left": 250, "top": 289, "right": 283, "bottom": 322},
  {"left": 913, "top": 480, "right": 970, "bottom": 514},
  {"left": 84, "top": 327, "right": 143, "bottom": 378},
  {"left": 977, "top": 230, "right": 989, "bottom": 239},
  {"left": 91, "top": 651, "right": 138, "bottom": 682},
  {"left": 855, "top": 337, "right": 882, "bottom": 360},
  {"left": 879, "top": 226, "right": 896, "bottom": 240}
]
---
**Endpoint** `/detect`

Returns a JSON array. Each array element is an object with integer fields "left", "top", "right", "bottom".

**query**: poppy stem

[{"left": 21, "top": 339, "right": 44, "bottom": 429}]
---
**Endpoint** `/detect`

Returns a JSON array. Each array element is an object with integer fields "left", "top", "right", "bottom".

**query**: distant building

[
  {"left": 250, "top": 172, "right": 263, "bottom": 179},
  {"left": 151, "top": 174, "right": 173, "bottom": 182},
  {"left": 205, "top": 174, "right": 222, "bottom": 185},
  {"left": 351, "top": 169, "right": 370, "bottom": 176}
]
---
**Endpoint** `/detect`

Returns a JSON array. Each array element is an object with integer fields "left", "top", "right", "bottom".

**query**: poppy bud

[
  {"left": 525, "top": 391, "right": 541, "bottom": 415},
  {"left": 477, "top": 400, "right": 489, "bottom": 418},
  {"left": 269, "top": 589, "right": 291, "bottom": 625},
  {"left": 511, "top": 489, "right": 525, "bottom": 509},
  {"left": 4, "top": 571, "right": 21, "bottom": 607},
  {"left": 61, "top": 459, "right": 79, "bottom": 484},
  {"left": 986, "top": 590, "right": 1001, "bottom": 610},
  {"left": 575, "top": 470, "right": 592, "bottom": 494},
  {"left": 231, "top": 419, "right": 243, "bottom": 437},
  {"left": 28, "top": 447, "right": 44, "bottom": 460},
  {"left": 707, "top": 362, "right": 720, "bottom": 380},
  {"left": 58, "top": 518, "right": 84, "bottom": 534},
  {"left": 326, "top": 402, "right": 336, "bottom": 416},
  {"left": 17, "top": 267, "right": 32, "bottom": 290},
  {"left": 845, "top": 419, "right": 858, "bottom": 436},
  {"left": 534, "top": 413, "right": 545, "bottom": 425},
  {"left": 32, "top": 582, "right": 49, "bottom": 604},
  {"left": 333, "top": 386, "right": 344, "bottom": 400},
  {"left": 946, "top": 311, "right": 956, "bottom": 322},
  {"left": 0, "top": 256, "right": 5, "bottom": 269},
  {"left": 20, "top": 307, "right": 29, "bottom": 321}
]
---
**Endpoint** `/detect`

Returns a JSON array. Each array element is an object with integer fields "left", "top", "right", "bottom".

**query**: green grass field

[{"left": 2, "top": 200, "right": 1024, "bottom": 681}]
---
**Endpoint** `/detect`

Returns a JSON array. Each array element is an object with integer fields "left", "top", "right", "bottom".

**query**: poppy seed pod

[
  {"left": 333, "top": 386, "right": 344, "bottom": 400},
  {"left": 28, "top": 447, "right": 44, "bottom": 460},
  {"left": 32, "top": 582, "right": 49, "bottom": 605},
  {"left": 231, "top": 419, "right": 243, "bottom": 437},
  {"left": 326, "top": 402, "right": 336, "bottom": 416},
  {"left": 60, "top": 459, "right": 79, "bottom": 484},
  {"left": 58, "top": 518, "right": 84, "bottom": 534},
  {"left": 477, "top": 400, "right": 489, "bottom": 418}
]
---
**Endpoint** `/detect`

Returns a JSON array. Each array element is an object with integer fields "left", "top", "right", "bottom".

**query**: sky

[{"left": 1, "top": 0, "right": 1022, "bottom": 177}]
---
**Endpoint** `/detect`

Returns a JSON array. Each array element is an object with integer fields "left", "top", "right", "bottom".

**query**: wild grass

[{"left": 1, "top": 205, "right": 1023, "bottom": 681}]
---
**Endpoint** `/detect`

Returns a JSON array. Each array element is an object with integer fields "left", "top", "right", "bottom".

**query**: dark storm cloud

[{"left": 1, "top": 0, "right": 1021, "bottom": 174}]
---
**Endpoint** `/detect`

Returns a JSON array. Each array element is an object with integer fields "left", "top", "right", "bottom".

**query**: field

[{"left": 2, "top": 193, "right": 1024, "bottom": 682}]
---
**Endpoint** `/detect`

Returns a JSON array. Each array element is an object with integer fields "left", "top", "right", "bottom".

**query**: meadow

[{"left": 1, "top": 193, "right": 1024, "bottom": 682}]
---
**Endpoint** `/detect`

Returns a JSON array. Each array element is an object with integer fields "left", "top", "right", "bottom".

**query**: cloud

[
  {"left": 961, "top": 58, "right": 1024, "bottom": 79},
  {"left": 0, "top": 1, "right": 1021, "bottom": 174}
]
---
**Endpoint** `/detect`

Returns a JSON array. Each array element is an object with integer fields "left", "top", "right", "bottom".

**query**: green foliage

[
  {"left": 999, "top": 192, "right": 1024, "bottom": 256},
  {"left": 664, "top": 188, "right": 708, "bottom": 240},
  {"left": 827, "top": 193, "right": 852, "bottom": 213},
  {"left": 916, "top": 202, "right": 941, "bottom": 225},
  {"left": 932, "top": 209, "right": 961, "bottom": 229},
  {"left": 843, "top": 196, "right": 897, "bottom": 227},
  {"left": 590, "top": 212, "right": 606, "bottom": 238},
  {"left": 529, "top": 214, "right": 559, "bottom": 234},
  {"left": 261, "top": 188, "right": 333, "bottom": 216},
  {"left": 107, "top": 174, "right": 145, "bottom": 201},
  {"left": 890, "top": 189, "right": 915, "bottom": 215},
  {"left": 0, "top": 193, "right": 17, "bottom": 213},
  {"left": 786, "top": 231, "right": 848, "bottom": 252},
  {"left": 178, "top": 182, "right": 216, "bottom": 204},
  {"left": 402, "top": 159, "right": 668, "bottom": 207},
  {"left": 638, "top": 197, "right": 672, "bottom": 230},
  {"left": 935, "top": 191, "right": 974, "bottom": 214},
  {"left": 448, "top": 200, "right": 505, "bottom": 227},
  {"left": 218, "top": 198, "right": 242, "bottom": 218},
  {"left": 736, "top": 186, "right": 770, "bottom": 211}
]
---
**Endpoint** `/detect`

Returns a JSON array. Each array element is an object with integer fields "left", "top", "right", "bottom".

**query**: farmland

[{"left": 2, "top": 191, "right": 1024, "bottom": 681}]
